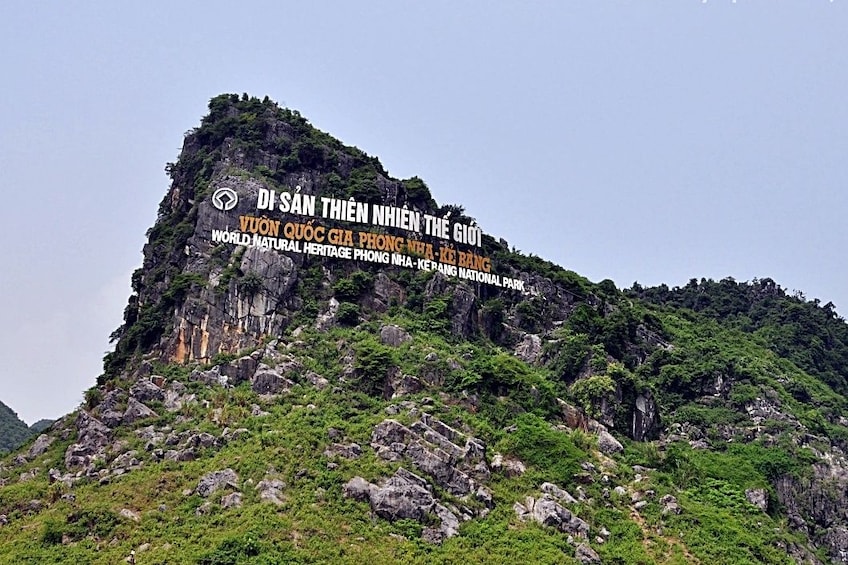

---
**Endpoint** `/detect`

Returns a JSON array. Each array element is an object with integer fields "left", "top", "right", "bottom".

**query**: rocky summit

[{"left": 2, "top": 94, "right": 848, "bottom": 564}]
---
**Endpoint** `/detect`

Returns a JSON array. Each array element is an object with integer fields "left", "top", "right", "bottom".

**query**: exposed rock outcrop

[
  {"left": 196, "top": 468, "right": 239, "bottom": 498},
  {"left": 26, "top": 435, "right": 54, "bottom": 459},
  {"left": 370, "top": 413, "right": 489, "bottom": 497},
  {"left": 64, "top": 412, "right": 111, "bottom": 472},
  {"left": 343, "top": 468, "right": 462, "bottom": 544}
]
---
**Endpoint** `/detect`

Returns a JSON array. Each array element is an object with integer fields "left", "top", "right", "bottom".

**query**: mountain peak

[
  {"left": 2, "top": 94, "right": 847, "bottom": 563},
  {"left": 105, "top": 93, "right": 552, "bottom": 378}
]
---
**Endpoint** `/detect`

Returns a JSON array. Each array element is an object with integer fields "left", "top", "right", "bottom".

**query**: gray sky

[{"left": 1, "top": 1, "right": 845, "bottom": 424}]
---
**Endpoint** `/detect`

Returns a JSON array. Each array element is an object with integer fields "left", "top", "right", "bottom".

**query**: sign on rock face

[{"left": 208, "top": 185, "right": 525, "bottom": 291}]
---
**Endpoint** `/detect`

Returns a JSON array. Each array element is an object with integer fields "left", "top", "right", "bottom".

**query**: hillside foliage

[{"left": 0, "top": 401, "right": 32, "bottom": 454}]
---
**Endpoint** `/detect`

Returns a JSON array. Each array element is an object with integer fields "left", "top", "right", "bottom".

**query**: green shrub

[
  {"left": 498, "top": 412, "right": 587, "bottom": 483},
  {"left": 353, "top": 335, "right": 394, "bottom": 395},
  {"left": 337, "top": 302, "right": 361, "bottom": 326}
]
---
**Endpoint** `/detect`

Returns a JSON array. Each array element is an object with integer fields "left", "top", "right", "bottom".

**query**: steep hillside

[
  {"left": 0, "top": 401, "right": 32, "bottom": 454},
  {"left": 1, "top": 94, "right": 847, "bottom": 564}
]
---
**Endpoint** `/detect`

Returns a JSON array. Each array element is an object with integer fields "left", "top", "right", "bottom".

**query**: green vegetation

[{"left": 0, "top": 400, "right": 32, "bottom": 454}]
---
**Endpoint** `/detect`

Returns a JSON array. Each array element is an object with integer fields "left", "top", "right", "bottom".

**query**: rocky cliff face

[{"left": 105, "top": 94, "right": 657, "bottom": 443}]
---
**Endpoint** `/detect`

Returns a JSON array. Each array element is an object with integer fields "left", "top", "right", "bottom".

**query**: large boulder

[
  {"left": 575, "top": 543, "right": 601, "bottom": 564},
  {"left": 123, "top": 398, "right": 158, "bottom": 425},
  {"left": 515, "top": 494, "right": 589, "bottom": 538},
  {"left": 196, "top": 468, "right": 239, "bottom": 498},
  {"left": 27, "top": 434, "right": 54, "bottom": 459},
  {"left": 251, "top": 367, "right": 295, "bottom": 395},
  {"left": 130, "top": 379, "right": 165, "bottom": 403},
  {"left": 256, "top": 478, "right": 286, "bottom": 506},
  {"left": 597, "top": 430, "right": 623, "bottom": 454},
  {"left": 343, "top": 477, "right": 375, "bottom": 502},
  {"left": 514, "top": 334, "right": 542, "bottom": 364},
  {"left": 64, "top": 412, "right": 110, "bottom": 470},
  {"left": 369, "top": 468, "right": 435, "bottom": 522},
  {"left": 343, "top": 468, "right": 461, "bottom": 544},
  {"left": 380, "top": 324, "right": 411, "bottom": 347}
]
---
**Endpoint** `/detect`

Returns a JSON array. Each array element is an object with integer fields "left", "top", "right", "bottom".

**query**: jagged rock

[
  {"left": 745, "top": 488, "right": 768, "bottom": 512},
  {"left": 514, "top": 334, "right": 542, "bottom": 364},
  {"left": 163, "top": 389, "right": 184, "bottom": 412},
  {"left": 251, "top": 367, "right": 295, "bottom": 395},
  {"left": 120, "top": 508, "right": 141, "bottom": 522},
  {"left": 475, "top": 485, "right": 494, "bottom": 508},
  {"left": 575, "top": 543, "right": 601, "bottom": 564},
  {"left": 219, "top": 355, "right": 258, "bottom": 386},
  {"left": 344, "top": 467, "right": 463, "bottom": 543},
  {"left": 255, "top": 478, "right": 285, "bottom": 506},
  {"left": 48, "top": 468, "right": 74, "bottom": 488},
  {"left": 372, "top": 419, "right": 412, "bottom": 452},
  {"left": 388, "top": 372, "right": 423, "bottom": 398},
  {"left": 97, "top": 388, "right": 124, "bottom": 413},
  {"left": 515, "top": 495, "right": 590, "bottom": 537},
  {"left": 426, "top": 503, "right": 461, "bottom": 543},
  {"left": 541, "top": 482, "right": 578, "bottom": 504},
  {"left": 315, "top": 297, "right": 340, "bottom": 331},
  {"left": 64, "top": 412, "right": 110, "bottom": 470},
  {"left": 191, "top": 366, "right": 227, "bottom": 387},
  {"left": 370, "top": 468, "right": 435, "bottom": 522},
  {"left": 775, "top": 458, "right": 848, "bottom": 562},
  {"left": 222, "top": 427, "right": 250, "bottom": 441},
  {"left": 374, "top": 271, "right": 404, "bottom": 304},
  {"left": 249, "top": 404, "right": 269, "bottom": 417},
  {"left": 822, "top": 526, "right": 848, "bottom": 563},
  {"left": 130, "top": 379, "right": 165, "bottom": 403},
  {"left": 323, "top": 443, "right": 362, "bottom": 459},
  {"left": 689, "top": 439, "right": 709, "bottom": 450},
  {"left": 111, "top": 450, "right": 141, "bottom": 470},
  {"left": 123, "top": 398, "right": 157, "bottom": 425},
  {"left": 660, "top": 494, "right": 681, "bottom": 515},
  {"left": 449, "top": 284, "right": 478, "bottom": 339},
  {"left": 597, "top": 430, "right": 623, "bottom": 454},
  {"left": 408, "top": 442, "right": 473, "bottom": 495},
  {"left": 343, "top": 476, "right": 376, "bottom": 502},
  {"left": 164, "top": 449, "right": 196, "bottom": 462},
  {"left": 304, "top": 371, "right": 329, "bottom": 389},
  {"left": 372, "top": 415, "right": 488, "bottom": 497},
  {"left": 419, "top": 355, "right": 445, "bottom": 387},
  {"left": 19, "top": 468, "right": 39, "bottom": 482},
  {"left": 613, "top": 486, "right": 627, "bottom": 497},
  {"left": 27, "top": 434, "right": 54, "bottom": 459},
  {"left": 491, "top": 454, "right": 525, "bottom": 476},
  {"left": 12, "top": 454, "right": 27, "bottom": 466},
  {"left": 196, "top": 469, "right": 239, "bottom": 497},
  {"left": 186, "top": 432, "right": 220, "bottom": 449},
  {"left": 380, "top": 324, "right": 411, "bottom": 347},
  {"left": 631, "top": 392, "right": 658, "bottom": 441},
  {"left": 221, "top": 492, "right": 243, "bottom": 509}
]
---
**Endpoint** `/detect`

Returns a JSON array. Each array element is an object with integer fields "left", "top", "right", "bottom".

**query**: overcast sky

[{"left": 1, "top": 1, "right": 845, "bottom": 424}]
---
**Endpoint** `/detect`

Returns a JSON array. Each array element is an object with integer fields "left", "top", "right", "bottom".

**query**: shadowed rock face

[{"left": 776, "top": 458, "right": 848, "bottom": 564}]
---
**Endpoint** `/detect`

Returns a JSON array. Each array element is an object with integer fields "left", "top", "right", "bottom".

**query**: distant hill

[
  {"left": 0, "top": 400, "right": 32, "bottom": 453},
  {"left": 29, "top": 419, "right": 54, "bottom": 434}
]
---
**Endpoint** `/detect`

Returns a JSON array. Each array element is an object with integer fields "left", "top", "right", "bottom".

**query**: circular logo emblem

[{"left": 212, "top": 187, "right": 238, "bottom": 211}]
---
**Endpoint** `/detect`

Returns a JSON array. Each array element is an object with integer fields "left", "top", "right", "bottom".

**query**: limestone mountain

[{"left": 1, "top": 93, "right": 847, "bottom": 564}]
